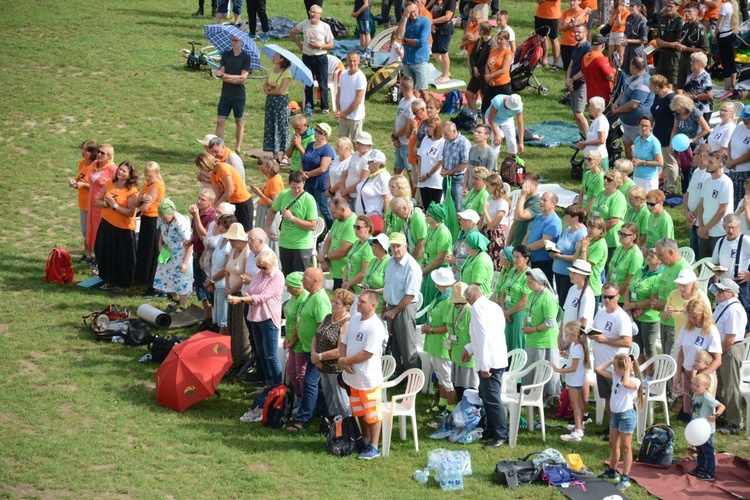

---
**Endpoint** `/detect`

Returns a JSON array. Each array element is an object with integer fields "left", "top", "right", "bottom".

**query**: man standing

[
  {"left": 535, "top": 0, "right": 562, "bottom": 71},
  {"left": 266, "top": 171, "right": 319, "bottom": 275},
  {"left": 392, "top": 76, "right": 416, "bottom": 193},
  {"left": 397, "top": 1, "right": 432, "bottom": 99},
  {"left": 654, "top": 0, "right": 684, "bottom": 86},
  {"left": 335, "top": 51, "right": 367, "bottom": 140},
  {"left": 286, "top": 114, "right": 315, "bottom": 172},
  {"left": 487, "top": 94, "right": 525, "bottom": 157},
  {"left": 383, "top": 232, "right": 423, "bottom": 374},
  {"left": 207, "top": 136, "right": 245, "bottom": 183},
  {"left": 441, "top": 122, "right": 471, "bottom": 212},
  {"left": 695, "top": 151, "right": 733, "bottom": 259},
  {"left": 712, "top": 279, "right": 748, "bottom": 435},
  {"left": 684, "top": 144, "right": 712, "bottom": 255},
  {"left": 651, "top": 238, "right": 689, "bottom": 373},
  {"left": 390, "top": 197, "right": 427, "bottom": 260},
  {"left": 612, "top": 58, "right": 653, "bottom": 160},
  {"left": 463, "top": 124, "right": 497, "bottom": 194},
  {"left": 712, "top": 214, "right": 750, "bottom": 322},
  {"left": 675, "top": 2, "right": 709, "bottom": 91},
  {"left": 461, "top": 285, "right": 508, "bottom": 447},
  {"left": 187, "top": 188, "right": 217, "bottom": 330},
  {"left": 339, "top": 290, "right": 388, "bottom": 459},
  {"left": 566, "top": 24, "right": 591, "bottom": 135},
  {"left": 290, "top": 4, "right": 335, "bottom": 116},
  {"left": 214, "top": 35, "right": 251, "bottom": 154},
  {"left": 319, "top": 196, "right": 357, "bottom": 289},
  {"left": 509, "top": 172, "right": 542, "bottom": 246},
  {"left": 523, "top": 192, "right": 562, "bottom": 285},
  {"left": 579, "top": 34, "right": 615, "bottom": 104}
]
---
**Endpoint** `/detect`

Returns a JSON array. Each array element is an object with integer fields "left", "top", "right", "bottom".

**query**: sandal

[
  {"left": 549, "top": 66, "right": 559, "bottom": 72},
  {"left": 287, "top": 421, "right": 306, "bottom": 432}
]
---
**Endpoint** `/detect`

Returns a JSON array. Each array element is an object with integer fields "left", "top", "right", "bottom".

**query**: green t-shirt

[
  {"left": 524, "top": 289, "right": 558, "bottom": 348},
  {"left": 346, "top": 238, "right": 374, "bottom": 293},
  {"left": 512, "top": 194, "right": 541, "bottom": 246},
  {"left": 404, "top": 207, "right": 428, "bottom": 254},
  {"left": 619, "top": 179, "right": 636, "bottom": 199},
  {"left": 363, "top": 255, "right": 390, "bottom": 313},
  {"left": 462, "top": 188, "right": 489, "bottom": 215},
  {"left": 422, "top": 223, "right": 453, "bottom": 266},
  {"left": 586, "top": 238, "right": 608, "bottom": 297},
  {"left": 608, "top": 244, "right": 644, "bottom": 289},
  {"left": 629, "top": 265, "right": 663, "bottom": 323},
  {"left": 285, "top": 290, "right": 309, "bottom": 354},
  {"left": 582, "top": 170, "right": 605, "bottom": 208},
  {"left": 271, "top": 189, "right": 318, "bottom": 250},
  {"left": 461, "top": 251, "right": 494, "bottom": 297},
  {"left": 657, "top": 259, "right": 689, "bottom": 326},
  {"left": 645, "top": 211, "right": 674, "bottom": 249},
  {"left": 446, "top": 303, "right": 475, "bottom": 368},
  {"left": 624, "top": 204, "right": 650, "bottom": 239},
  {"left": 424, "top": 289, "right": 452, "bottom": 359},
  {"left": 502, "top": 267, "right": 530, "bottom": 307},
  {"left": 329, "top": 213, "right": 357, "bottom": 279},
  {"left": 296, "top": 289, "right": 332, "bottom": 352},
  {"left": 493, "top": 267, "right": 512, "bottom": 300},
  {"left": 591, "top": 190, "right": 627, "bottom": 248},
  {"left": 384, "top": 206, "right": 404, "bottom": 234},
  {"left": 290, "top": 126, "right": 315, "bottom": 172}
]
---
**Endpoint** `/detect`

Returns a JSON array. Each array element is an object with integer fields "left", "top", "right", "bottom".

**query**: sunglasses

[
  {"left": 604, "top": 176, "right": 614, "bottom": 182},
  {"left": 585, "top": 157, "right": 595, "bottom": 162},
  {"left": 618, "top": 231, "right": 633, "bottom": 238},
  {"left": 646, "top": 202, "right": 658, "bottom": 207},
  {"left": 353, "top": 225, "right": 365, "bottom": 230},
  {"left": 315, "top": 129, "right": 325, "bottom": 135},
  {"left": 257, "top": 265, "right": 269, "bottom": 271},
  {"left": 97, "top": 151, "right": 107, "bottom": 156},
  {"left": 602, "top": 294, "right": 618, "bottom": 300},
  {"left": 613, "top": 381, "right": 621, "bottom": 394}
]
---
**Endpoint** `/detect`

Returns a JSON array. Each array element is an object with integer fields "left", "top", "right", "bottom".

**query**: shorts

[
  {"left": 339, "top": 118, "right": 363, "bottom": 141},
  {"left": 610, "top": 408, "right": 637, "bottom": 434},
  {"left": 402, "top": 61, "right": 429, "bottom": 90},
  {"left": 535, "top": 16, "right": 559, "bottom": 40},
  {"left": 609, "top": 32, "right": 624, "bottom": 47},
  {"left": 467, "top": 75, "right": 483, "bottom": 93},
  {"left": 567, "top": 385, "right": 583, "bottom": 390},
  {"left": 571, "top": 84, "right": 587, "bottom": 113},
  {"left": 356, "top": 17, "right": 370, "bottom": 35},
  {"left": 622, "top": 123, "right": 640, "bottom": 143},
  {"left": 217, "top": 0, "right": 242, "bottom": 15},
  {"left": 217, "top": 96, "right": 246, "bottom": 120},
  {"left": 432, "top": 33, "right": 453, "bottom": 54},
  {"left": 596, "top": 371, "right": 614, "bottom": 399},
  {"left": 349, "top": 385, "right": 383, "bottom": 423},
  {"left": 430, "top": 355, "right": 454, "bottom": 392},
  {"left": 394, "top": 145, "right": 412, "bottom": 171}
]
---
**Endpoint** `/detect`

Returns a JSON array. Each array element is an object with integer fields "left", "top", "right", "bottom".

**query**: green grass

[{"left": 1, "top": 0, "right": 748, "bottom": 497}]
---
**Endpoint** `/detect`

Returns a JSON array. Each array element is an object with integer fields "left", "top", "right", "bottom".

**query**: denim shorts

[
  {"left": 356, "top": 17, "right": 370, "bottom": 35},
  {"left": 394, "top": 145, "right": 411, "bottom": 171},
  {"left": 567, "top": 385, "right": 582, "bottom": 390},
  {"left": 403, "top": 62, "right": 429, "bottom": 90},
  {"left": 217, "top": 96, "right": 246, "bottom": 120},
  {"left": 610, "top": 408, "right": 636, "bottom": 434},
  {"left": 217, "top": 0, "right": 242, "bottom": 15},
  {"left": 432, "top": 33, "right": 453, "bottom": 54}
]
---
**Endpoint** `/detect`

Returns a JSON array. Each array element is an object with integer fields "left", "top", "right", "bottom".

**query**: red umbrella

[{"left": 155, "top": 331, "right": 232, "bottom": 412}]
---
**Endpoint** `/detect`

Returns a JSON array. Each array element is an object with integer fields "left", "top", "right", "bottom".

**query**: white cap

[
  {"left": 431, "top": 268, "right": 456, "bottom": 287},
  {"left": 457, "top": 209, "right": 480, "bottom": 223},
  {"left": 197, "top": 134, "right": 217, "bottom": 146},
  {"left": 674, "top": 269, "right": 698, "bottom": 284},
  {"left": 366, "top": 149, "right": 387, "bottom": 164}
]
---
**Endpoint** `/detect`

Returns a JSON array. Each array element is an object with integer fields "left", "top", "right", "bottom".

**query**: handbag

[
  {"left": 121, "top": 319, "right": 154, "bottom": 347},
  {"left": 600, "top": 24, "right": 611, "bottom": 36},
  {"left": 495, "top": 453, "right": 542, "bottom": 490}
]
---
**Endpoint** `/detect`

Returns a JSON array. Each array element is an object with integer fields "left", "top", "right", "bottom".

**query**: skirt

[
  {"left": 451, "top": 364, "right": 479, "bottom": 390},
  {"left": 505, "top": 308, "right": 525, "bottom": 352},
  {"left": 728, "top": 170, "right": 750, "bottom": 212},
  {"left": 263, "top": 94, "right": 290, "bottom": 154},
  {"left": 95, "top": 219, "right": 136, "bottom": 288},
  {"left": 482, "top": 224, "right": 507, "bottom": 271},
  {"left": 133, "top": 215, "right": 159, "bottom": 286},
  {"left": 229, "top": 295, "right": 252, "bottom": 363},
  {"left": 255, "top": 203, "right": 279, "bottom": 256}
]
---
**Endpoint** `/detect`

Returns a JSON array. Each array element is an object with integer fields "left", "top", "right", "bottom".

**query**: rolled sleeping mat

[{"left": 137, "top": 303, "right": 172, "bottom": 329}]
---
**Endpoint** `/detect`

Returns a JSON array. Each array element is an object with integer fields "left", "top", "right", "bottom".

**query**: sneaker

[
  {"left": 561, "top": 429, "right": 584, "bottom": 442},
  {"left": 567, "top": 424, "right": 585, "bottom": 432},
  {"left": 616, "top": 475, "right": 631, "bottom": 490},
  {"left": 239, "top": 408, "right": 263, "bottom": 422},
  {"left": 689, "top": 467, "right": 705, "bottom": 477},
  {"left": 598, "top": 468, "right": 620, "bottom": 481},
  {"left": 247, "top": 33, "right": 256, "bottom": 40},
  {"left": 456, "top": 49, "right": 468, "bottom": 56},
  {"left": 321, "top": 108, "right": 330, "bottom": 115},
  {"left": 77, "top": 255, "right": 91, "bottom": 264},
  {"left": 696, "top": 471, "right": 715, "bottom": 481},
  {"left": 582, "top": 415, "right": 592, "bottom": 425},
  {"left": 424, "top": 405, "right": 445, "bottom": 415},
  {"left": 719, "top": 424, "right": 740, "bottom": 435},
  {"left": 191, "top": 9, "right": 204, "bottom": 16},
  {"left": 358, "top": 444, "right": 380, "bottom": 459},
  {"left": 305, "top": 106, "right": 313, "bottom": 118},
  {"left": 259, "top": 33, "right": 270, "bottom": 42}
]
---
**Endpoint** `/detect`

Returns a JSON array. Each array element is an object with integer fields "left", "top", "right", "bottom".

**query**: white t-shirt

[
  {"left": 591, "top": 307, "right": 632, "bottom": 366},
  {"left": 487, "top": 197, "right": 510, "bottom": 227},
  {"left": 345, "top": 152, "right": 369, "bottom": 199},
  {"left": 701, "top": 174, "right": 733, "bottom": 238},
  {"left": 329, "top": 155, "right": 351, "bottom": 195},
  {"left": 417, "top": 137, "right": 445, "bottom": 189},
  {"left": 584, "top": 114, "right": 609, "bottom": 160},
  {"left": 355, "top": 171, "right": 391, "bottom": 216},
  {"left": 563, "top": 285, "right": 596, "bottom": 328},
  {"left": 387, "top": 41, "right": 403, "bottom": 64},
  {"left": 395, "top": 96, "right": 416, "bottom": 145},
  {"left": 294, "top": 19, "right": 334, "bottom": 56},
  {"left": 711, "top": 234, "right": 750, "bottom": 279},
  {"left": 686, "top": 167, "right": 710, "bottom": 213},
  {"left": 499, "top": 25, "right": 516, "bottom": 42},
  {"left": 567, "top": 343, "right": 587, "bottom": 387},
  {"left": 709, "top": 122, "right": 735, "bottom": 153},
  {"left": 338, "top": 69, "right": 367, "bottom": 120},
  {"left": 736, "top": 199, "right": 750, "bottom": 235},
  {"left": 718, "top": 1, "right": 734, "bottom": 38},
  {"left": 678, "top": 325, "right": 722, "bottom": 370},
  {"left": 341, "top": 312, "right": 387, "bottom": 390},
  {"left": 610, "top": 371, "right": 641, "bottom": 413},
  {"left": 713, "top": 299, "right": 747, "bottom": 344},
  {"left": 730, "top": 123, "right": 750, "bottom": 172}
]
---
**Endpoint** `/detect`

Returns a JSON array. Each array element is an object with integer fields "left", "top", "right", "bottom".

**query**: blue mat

[
  {"left": 77, "top": 276, "right": 103, "bottom": 288},
  {"left": 331, "top": 39, "right": 362, "bottom": 61},
  {"left": 526, "top": 120, "right": 581, "bottom": 148}
]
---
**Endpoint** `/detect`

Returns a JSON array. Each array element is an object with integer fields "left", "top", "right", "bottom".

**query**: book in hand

[
  {"left": 705, "top": 262, "right": 728, "bottom": 274},
  {"left": 545, "top": 240, "right": 561, "bottom": 253},
  {"left": 580, "top": 325, "right": 603, "bottom": 336}
]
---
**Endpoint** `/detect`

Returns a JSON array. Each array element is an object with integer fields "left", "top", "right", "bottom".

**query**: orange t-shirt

[
  {"left": 581, "top": 0, "right": 597, "bottom": 13},
  {"left": 421, "top": 7, "right": 434, "bottom": 45},
  {"left": 139, "top": 179, "right": 165, "bottom": 218},
  {"left": 465, "top": 21, "right": 480, "bottom": 57},
  {"left": 610, "top": 7, "right": 629, "bottom": 33},
  {"left": 487, "top": 47, "right": 513, "bottom": 86},
  {"left": 409, "top": 116, "right": 428, "bottom": 166},
  {"left": 537, "top": 0, "right": 562, "bottom": 20},
  {"left": 261, "top": 174, "right": 284, "bottom": 206},
  {"left": 101, "top": 180, "right": 139, "bottom": 231},
  {"left": 561, "top": 9, "right": 589, "bottom": 46},
  {"left": 212, "top": 162, "right": 250, "bottom": 203},
  {"left": 76, "top": 159, "right": 93, "bottom": 210},
  {"left": 702, "top": 0, "right": 722, "bottom": 21}
]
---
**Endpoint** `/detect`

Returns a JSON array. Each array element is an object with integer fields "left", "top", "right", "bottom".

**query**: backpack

[
  {"left": 500, "top": 155, "right": 525, "bottom": 186},
  {"left": 451, "top": 108, "right": 478, "bottom": 133},
  {"left": 45, "top": 245, "right": 74, "bottom": 284},
  {"left": 322, "top": 17, "right": 349, "bottom": 40},
  {"left": 495, "top": 449, "right": 566, "bottom": 489},
  {"left": 637, "top": 423, "right": 675, "bottom": 467},
  {"left": 121, "top": 319, "right": 154, "bottom": 347},
  {"left": 440, "top": 89, "right": 463, "bottom": 115},
  {"left": 148, "top": 335, "right": 185, "bottom": 363},
  {"left": 83, "top": 305, "right": 131, "bottom": 340},
  {"left": 262, "top": 384, "right": 294, "bottom": 428},
  {"left": 548, "top": 387, "right": 575, "bottom": 419},
  {"left": 327, "top": 415, "right": 363, "bottom": 456}
]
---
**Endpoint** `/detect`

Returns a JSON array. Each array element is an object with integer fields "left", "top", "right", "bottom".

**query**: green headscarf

[
  {"left": 158, "top": 198, "right": 176, "bottom": 217},
  {"left": 465, "top": 232, "right": 490, "bottom": 252},
  {"left": 427, "top": 203, "right": 447, "bottom": 223},
  {"left": 502, "top": 246, "right": 514, "bottom": 263},
  {"left": 285, "top": 271, "right": 304, "bottom": 288}
]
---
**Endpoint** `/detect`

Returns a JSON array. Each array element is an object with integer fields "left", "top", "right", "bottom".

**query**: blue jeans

[
  {"left": 696, "top": 433, "right": 715, "bottom": 476},
  {"left": 478, "top": 368, "right": 508, "bottom": 441},
  {"left": 442, "top": 175, "right": 464, "bottom": 214},
  {"left": 250, "top": 318, "right": 281, "bottom": 386},
  {"left": 689, "top": 224, "right": 700, "bottom": 259},
  {"left": 305, "top": 185, "right": 333, "bottom": 229},
  {"left": 295, "top": 352, "right": 322, "bottom": 424}
]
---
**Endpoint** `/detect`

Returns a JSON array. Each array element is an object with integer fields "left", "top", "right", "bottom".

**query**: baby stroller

[{"left": 510, "top": 26, "right": 551, "bottom": 96}]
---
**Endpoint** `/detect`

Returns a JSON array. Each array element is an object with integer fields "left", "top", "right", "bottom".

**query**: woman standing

[
  {"left": 361, "top": 233, "right": 391, "bottom": 315},
  {"left": 430, "top": 0, "right": 457, "bottom": 83},
  {"left": 591, "top": 170, "right": 627, "bottom": 265},
  {"left": 223, "top": 223, "right": 251, "bottom": 364},
  {"left": 642, "top": 189, "right": 674, "bottom": 249},
  {"left": 95, "top": 161, "right": 139, "bottom": 293},
  {"left": 632, "top": 115, "right": 664, "bottom": 193},
  {"left": 135, "top": 161, "right": 166, "bottom": 294},
  {"left": 355, "top": 150, "right": 391, "bottom": 232},
  {"left": 682, "top": 53, "right": 715, "bottom": 125},
  {"left": 607, "top": 222, "right": 643, "bottom": 302},
  {"left": 552, "top": 205, "right": 588, "bottom": 307},
  {"left": 621, "top": 0, "right": 648, "bottom": 75},
  {"left": 87, "top": 144, "right": 117, "bottom": 262},
  {"left": 482, "top": 173, "right": 510, "bottom": 269},
  {"left": 206, "top": 213, "right": 235, "bottom": 334},
  {"left": 384, "top": 175, "right": 412, "bottom": 234},
  {"left": 482, "top": 31, "right": 513, "bottom": 116},
  {"left": 326, "top": 137, "right": 354, "bottom": 199},
  {"left": 573, "top": 215, "right": 608, "bottom": 304},
  {"left": 417, "top": 117, "right": 446, "bottom": 211},
  {"left": 493, "top": 246, "right": 514, "bottom": 301},
  {"left": 717, "top": 0, "right": 740, "bottom": 92},
  {"left": 446, "top": 210, "right": 480, "bottom": 278},
  {"left": 420, "top": 204, "right": 453, "bottom": 308},
  {"left": 69, "top": 139, "right": 98, "bottom": 264},
  {"left": 282, "top": 272, "right": 309, "bottom": 406},
  {"left": 263, "top": 53, "right": 292, "bottom": 163},
  {"left": 301, "top": 122, "right": 335, "bottom": 229},
  {"left": 195, "top": 152, "right": 254, "bottom": 231},
  {"left": 579, "top": 150, "right": 605, "bottom": 214},
  {"left": 577, "top": 97, "right": 610, "bottom": 171},
  {"left": 462, "top": 166, "right": 490, "bottom": 215},
  {"left": 624, "top": 248, "right": 663, "bottom": 363},
  {"left": 250, "top": 156, "right": 284, "bottom": 256},
  {"left": 624, "top": 185, "right": 650, "bottom": 240},
  {"left": 522, "top": 269, "right": 561, "bottom": 398},
  {"left": 466, "top": 21, "right": 495, "bottom": 112},
  {"left": 663, "top": 269, "right": 712, "bottom": 356},
  {"left": 499, "top": 244, "right": 531, "bottom": 352},
  {"left": 709, "top": 103, "right": 737, "bottom": 155},
  {"left": 152, "top": 199, "right": 194, "bottom": 310},
  {"left": 561, "top": 259, "right": 595, "bottom": 339},
  {"left": 670, "top": 94, "right": 710, "bottom": 190},
  {"left": 341, "top": 216, "right": 374, "bottom": 293},
  {"left": 460, "top": 232, "right": 494, "bottom": 297}
]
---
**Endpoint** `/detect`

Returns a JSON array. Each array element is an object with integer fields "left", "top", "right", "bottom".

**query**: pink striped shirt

[{"left": 244, "top": 267, "right": 285, "bottom": 328}]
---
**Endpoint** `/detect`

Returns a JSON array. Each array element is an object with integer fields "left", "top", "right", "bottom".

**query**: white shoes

[
  {"left": 561, "top": 429, "right": 584, "bottom": 442},
  {"left": 239, "top": 408, "right": 263, "bottom": 422}
]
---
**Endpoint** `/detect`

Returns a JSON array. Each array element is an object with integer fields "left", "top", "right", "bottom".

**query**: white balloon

[{"left": 684, "top": 418, "right": 711, "bottom": 446}]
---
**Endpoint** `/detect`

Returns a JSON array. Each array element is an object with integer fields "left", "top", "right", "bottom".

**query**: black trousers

[
  {"left": 381, "top": 0, "right": 403, "bottom": 24},
  {"left": 246, "top": 0, "right": 269, "bottom": 34},
  {"left": 233, "top": 198, "right": 254, "bottom": 232},
  {"left": 302, "top": 54, "right": 329, "bottom": 111}
]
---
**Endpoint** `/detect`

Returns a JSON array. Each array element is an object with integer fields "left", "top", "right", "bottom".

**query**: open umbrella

[
  {"left": 203, "top": 24, "right": 261, "bottom": 70},
  {"left": 155, "top": 331, "right": 232, "bottom": 412},
  {"left": 366, "top": 61, "right": 402, "bottom": 100},
  {"left": 261, "top": 43, "right": 313, "bottom": 86}
]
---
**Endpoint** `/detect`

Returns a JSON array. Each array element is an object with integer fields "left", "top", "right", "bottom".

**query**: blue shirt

[
  {"left": 552, "top": 226, "right": 588, "bottom": 275},
  {"left": 528, "top": 213, "right": 562, "bottom": 263},
  {"left": 620, "top": 72, "right": 654, "bottom": 126},
  {"left": 569, "top": 41, "right": 591, "bottom": 77},
  {"left": 490, "top": 94, "right": 523, "bottom": 125},
  {"left": 301, "top": 142, "right": 335, "bottom": 191},
  {"left": 633, "top": 134, "right": 662, "bottom": 180},
  {"left": 383, "top": 253, "right": 423, "bottom": 306},
  {"left": 403, "top": 15, "right": 431, "bottom": 65}
]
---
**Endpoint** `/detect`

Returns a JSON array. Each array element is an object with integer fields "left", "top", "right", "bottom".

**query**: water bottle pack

[{"left": 413, "top": 449, "right": 472, "bottom": 490}]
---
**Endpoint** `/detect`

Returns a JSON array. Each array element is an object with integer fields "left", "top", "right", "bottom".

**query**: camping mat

[
  {"left": 538, "top": 183, "right": 578, "bottom": 209},
  {"left": 169, "top": 304, "right": 205, "bottom": 328},
  {"left": 526, "top": 121, "right": 581, "bottom": 147},
  {"left": 557, "top": 475, "right": 629, "bottom": 500},
  {"left": 609, "top": 454, "right": 750, "bottom": 500},
  {"left": 77, "top": 276, "right": 104, "bottom": 288},
  {"left": 238, "top": 16, "right": 297, "bottom": 39},
  {"left": 427, "top": 63, "right": 466, "bottom": 89},
  {"left": 331, "top": 40, "right": 362, "bottom": 61}
]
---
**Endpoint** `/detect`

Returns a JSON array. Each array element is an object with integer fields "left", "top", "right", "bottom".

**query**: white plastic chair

[
  {"left": 381, "top": 354, "right": 397, "bottom": 401},
  {"left": 635, "top": 354, "right": 677, "bottom": 442},
  {"left": 506, "top": 190, "right": 522, "bottom": 228},
  {"left": 503, "top": 182, "right": 512, "bottom": 196},
  {"left": 691, "top": 257, "right": 714, "bottom": 296},
  {"left": 277, "top": 335, "right": 289, "bottom": 384},
  {"left": 310, "top": 217, "right": 326, "bottom": 268},
  {"left": 490, "top": 271, "right": 502, "bottom": 300},
  {"left": 678, "top": 246, "right": 695, "bottom": 266},
  {"left": 501, "top": 348, "right": 529, "bottom": 396},
  {"left": 501, "top": 360, "right": 553, "bottom": 447},
  {"left": 381, "top": 368, "right": 425, "bottom": 457},
  {"left": 629, "top": 343, "right": 641, "bottom": 361}
]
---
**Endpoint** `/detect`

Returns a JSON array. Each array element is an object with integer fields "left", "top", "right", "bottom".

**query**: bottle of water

[
  {"left": 413, "top": 469, "right": 429, "bottom": 484},
  {"left": 543, "top": 142, "right": 559, "bottom": 148}
]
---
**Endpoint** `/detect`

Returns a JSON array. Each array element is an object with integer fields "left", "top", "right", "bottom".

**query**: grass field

[{"left": 1, "top": 0, "right": 748, "bottom": 497}]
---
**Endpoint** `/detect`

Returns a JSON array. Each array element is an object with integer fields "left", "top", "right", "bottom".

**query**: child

[
  {"left": 692, "top": 350, "right": 717, "bottom": 396},
  {"left": 496, "top": 10, "right": 517, "bottom": 53},
  {"left": 551, "top": 321, "right": 590, "bottom": 442},
  {"left": 386, "top": 30, "right": 403, "bottom": 65},
  {"left": 596, "top": 353, "right": 643, "bottom": 491},
  {"left": 353, "top": 0, "right": 371, "bottom": 53},
  {"left": 459, "top": 8, "right": 482, "bottom": 57},
  {"left": 687, "top": 373, "right": 725, "bottom": 481}
]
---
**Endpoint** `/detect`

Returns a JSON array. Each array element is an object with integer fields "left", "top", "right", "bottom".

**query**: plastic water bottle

[
  {"left": 413, "top": 469, "right": 429, "bottom": 484},
  {"left": 543, "top": 142, "right": 559, "bottom": 148}
]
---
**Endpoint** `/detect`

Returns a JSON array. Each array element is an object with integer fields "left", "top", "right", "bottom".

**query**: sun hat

[
  {"left": 715, "top": 278, "right": 740, "bottom": 294},
  {"left": 366, "top": 149, "right": 387, "bottom": 164},
  {"left": 674, "top": 269, "right": 698, "bottom": 284},
  {"left": 370, "top": 233, "right": 390, "bottom": 249},
  {"left": 315, "top": 123, "right": 332, "bottom": 136},
  {"left": 355, "top": 131, "right": 373, "bottom": 145},
  {"left": 158, "top": 198, "right": 176, "bottom": 217},
  {"left": 389, "top": 232, "right": 407, "bottom": 246},
  {"left": 285, "top": 271, "right": 304, "bottom": 288},
  {"left": 225, "top": 222, "right": 248, "bottom": 241},
  {"left": 457, "top": 209, "right": 480, "bottom": 223},
  {"left": 449, "top": 282, "right": 469, "bottom": 304},
  {"left": 431, "top": 268, "right": 456, "bottom": 287},
  {"left": 569, "top": 259, "right": 592, "bottom": 276},
  {"left": 197, "top": 134, "right": 217, "bottom": 146},
  {"left": 505, "top": 94, "right": 522, "bottom": 111}
]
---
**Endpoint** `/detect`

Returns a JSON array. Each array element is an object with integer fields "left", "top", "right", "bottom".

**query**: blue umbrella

[
  {"left": 261, "top": 43, "right": 313, "bottom": 87},
  {"left": 203, "top": 24, "right": 261, "bottom": 70}
]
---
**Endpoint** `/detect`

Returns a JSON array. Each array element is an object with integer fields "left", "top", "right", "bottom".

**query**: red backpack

[
  {"left": 548, "top": 387, "right": 575, "bottom": 420},
  {"left": 45, "top": 246, "right": 74, "bottom": 284},
  {"left": 262, "top": 384, "right": 294, "bottom": 428}
]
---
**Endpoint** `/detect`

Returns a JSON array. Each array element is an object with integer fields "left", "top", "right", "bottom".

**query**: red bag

[
  {"left": 44, "top": 245, "right": 74, "bottom": 284},
  {"left": 548, "top": 387, "right": 574, "bottom": 419}
]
